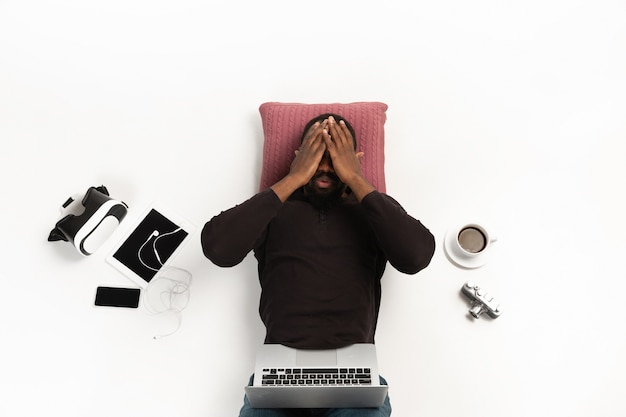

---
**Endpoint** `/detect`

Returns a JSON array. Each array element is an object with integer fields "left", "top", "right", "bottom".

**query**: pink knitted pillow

[{"left": 258, "top": 102, "right": 388, "bottom": 193}]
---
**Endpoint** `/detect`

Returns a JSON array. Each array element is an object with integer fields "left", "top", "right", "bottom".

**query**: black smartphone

[{"left": 95, "top": 286, "right": 141, "bottom": 308}]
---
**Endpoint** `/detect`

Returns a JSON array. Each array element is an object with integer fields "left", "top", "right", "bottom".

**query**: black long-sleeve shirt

[{"left": 201, "top": 188, "right": 435, "bottom": 349}]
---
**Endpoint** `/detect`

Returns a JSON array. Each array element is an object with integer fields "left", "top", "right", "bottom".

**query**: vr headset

[{"left": 48, "top": 185, "right": 128, "bottom": 256}]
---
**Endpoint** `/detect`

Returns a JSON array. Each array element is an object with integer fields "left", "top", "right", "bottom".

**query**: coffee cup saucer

[{"left": 443, "top": 229, "right": 492, "bottom": 269}]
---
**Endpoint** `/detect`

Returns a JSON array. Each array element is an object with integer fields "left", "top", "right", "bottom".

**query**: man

[{"left": 201, "top": 114, "right": 435, "bottom": 416}]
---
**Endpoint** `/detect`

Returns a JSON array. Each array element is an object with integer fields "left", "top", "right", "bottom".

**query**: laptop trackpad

[{"left": 296, "top": 349, "right": 337, "bottom": 367}]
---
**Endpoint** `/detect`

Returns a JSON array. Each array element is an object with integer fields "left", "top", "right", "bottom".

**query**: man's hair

[{"left": 300, "top": 113, "right": 357, "bottom": 150}]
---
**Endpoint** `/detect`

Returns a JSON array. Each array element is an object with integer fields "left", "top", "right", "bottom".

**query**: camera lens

[{"left": 469, "top": 304, "right": 484, "bottom": 318}]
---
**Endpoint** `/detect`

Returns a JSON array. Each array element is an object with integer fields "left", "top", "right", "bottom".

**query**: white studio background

[{"left": 1, "top": 1, "right": 626, "bottom": 416}]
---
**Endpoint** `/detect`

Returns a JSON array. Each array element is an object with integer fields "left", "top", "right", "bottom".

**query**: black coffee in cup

[{"left": 457, "top": 227, "right": 487, "bottom": 253}]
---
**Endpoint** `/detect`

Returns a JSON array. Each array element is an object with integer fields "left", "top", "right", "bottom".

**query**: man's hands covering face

[
  {"left": 271, "top": 116, "right": 375, "bottom": 203},
  {"left": 290, "top": 116, "right": 363, "bottom": 186}
]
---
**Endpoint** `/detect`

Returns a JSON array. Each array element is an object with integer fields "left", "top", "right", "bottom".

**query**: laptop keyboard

[{"left": 261, "top": 368, "right": 372, "bottom": 386}]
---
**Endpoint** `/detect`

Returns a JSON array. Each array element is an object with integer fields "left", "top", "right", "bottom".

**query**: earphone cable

[{"left": 142, "top": 266, "right": 192, "bottom": 339}]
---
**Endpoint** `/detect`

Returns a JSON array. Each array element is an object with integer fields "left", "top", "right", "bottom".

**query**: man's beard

[{"left": 303, "top": 171, "right": 346, "bottom": 210}]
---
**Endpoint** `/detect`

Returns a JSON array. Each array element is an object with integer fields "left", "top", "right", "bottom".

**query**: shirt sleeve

[
  {"left": 201, "top": 189, "right": 283, "bottom": 267},
  {"left": 360, "top": 191, "right": 436, "bottom": 274}
]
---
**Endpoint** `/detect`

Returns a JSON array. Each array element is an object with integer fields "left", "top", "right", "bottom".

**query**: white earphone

[{"left": 138, "top": 227, "right": 183, "bottom": 272}]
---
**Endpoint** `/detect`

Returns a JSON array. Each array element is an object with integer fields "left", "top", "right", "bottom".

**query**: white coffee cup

[{"left": 451, "top": 223, "right": 497, "bottom": 259}]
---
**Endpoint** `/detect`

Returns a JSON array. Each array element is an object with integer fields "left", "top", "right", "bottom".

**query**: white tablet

[{"left": 106, "top": 205, "right": 195, "bottom": 288}]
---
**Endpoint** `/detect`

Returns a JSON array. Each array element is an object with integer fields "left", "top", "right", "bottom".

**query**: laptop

[{"left": 244, "top": 343, "right": 388, "bottom": 408}]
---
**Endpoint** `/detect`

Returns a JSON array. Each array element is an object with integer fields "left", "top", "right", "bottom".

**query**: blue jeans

[{"left": 238, "top": 376, "right": 392, "bottom": 417}]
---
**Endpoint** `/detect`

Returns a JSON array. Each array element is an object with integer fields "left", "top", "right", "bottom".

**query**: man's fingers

[
  {"left": 302, "top": 121, "right": 332, "bottom": 154},
  {"left": 327, "top": 116, "right": 353, "bottom": 149},
  {"left": 301, "top": 121, "right": 321, "bottom": 144}
]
